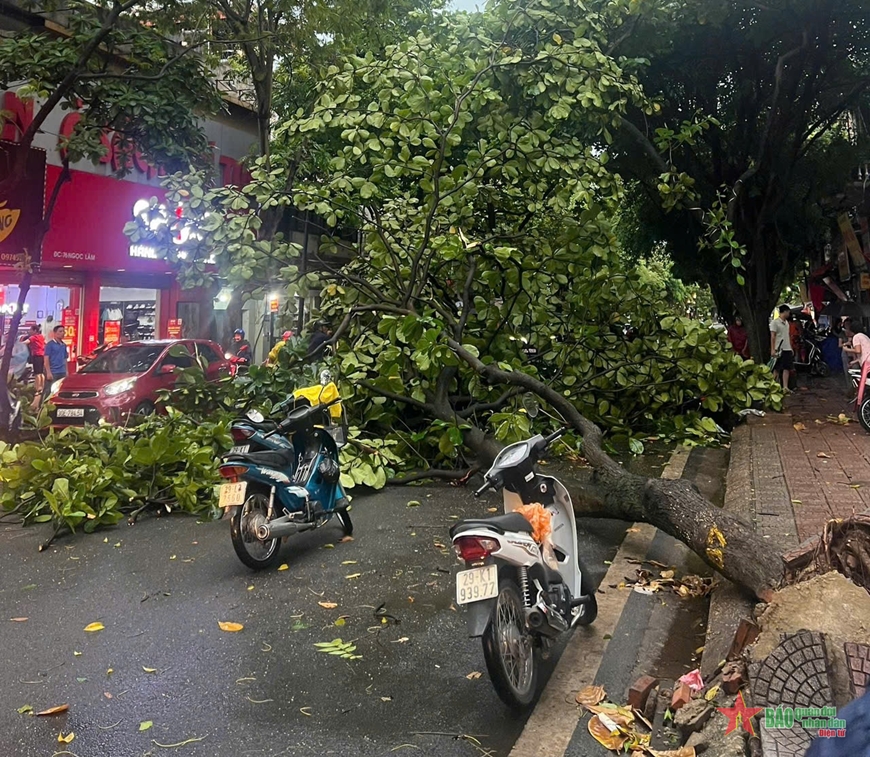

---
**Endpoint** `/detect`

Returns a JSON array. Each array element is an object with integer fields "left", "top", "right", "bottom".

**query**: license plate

[
  {"left": 219, "top": 481, "right": 248, "bottom": 508},
  {"left": 57, "top": 408, "right": 85, "bottom": 418},
  {"left": 230, "top": 445, "right": 250, "bottom": 455},
  {"left": 456, "top": 565, "right": 498, "bottom": 605}
]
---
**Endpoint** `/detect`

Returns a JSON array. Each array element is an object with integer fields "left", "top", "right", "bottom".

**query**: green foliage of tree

[
  {"left": 611, "top": 0, "right": 870, "bottom": 359},
  {"left": 128, "top": 2, "right": 782, "bottom": 469},
  {"left": 0, "top": 411, "right": 232, "bottom": 541}
]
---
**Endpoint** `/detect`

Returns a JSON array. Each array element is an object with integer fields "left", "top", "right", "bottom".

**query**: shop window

[{"left": 177, "top": 301, "right": 200, "bottom": 339}]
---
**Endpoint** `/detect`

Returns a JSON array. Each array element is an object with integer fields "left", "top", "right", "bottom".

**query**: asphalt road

[{"left": 0, "top": 483, "right": 631, "bottom": 757}]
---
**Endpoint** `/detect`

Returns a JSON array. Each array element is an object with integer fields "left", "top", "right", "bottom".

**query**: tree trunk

[
  {"left": 448, "top": 339, "right": 783, "bottom": 601},
  {"left": 0, "top": 269, "right": 34, "bottom": 436}
]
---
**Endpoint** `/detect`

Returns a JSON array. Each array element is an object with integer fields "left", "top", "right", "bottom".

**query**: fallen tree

[{"left": 127, "top": 0, "right": 786, "bottom": 599}]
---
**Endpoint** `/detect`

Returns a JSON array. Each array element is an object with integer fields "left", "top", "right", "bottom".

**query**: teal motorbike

[{"left": 218, "top": 390, "right": 350, "bottom": 570}]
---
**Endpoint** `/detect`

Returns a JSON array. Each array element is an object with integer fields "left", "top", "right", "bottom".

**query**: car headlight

[
  {"left": 50, "top": 379, "right": 65, "bottom": 396},
  {"left": 104, "top": 378, "right": 137, "bottom": 396}
]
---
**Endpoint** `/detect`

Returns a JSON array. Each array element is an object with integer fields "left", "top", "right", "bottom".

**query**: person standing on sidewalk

[
  {"left": 44, "top": 325, "right": 68, "bottom": 400},
  {"left": 770, "top": 305, "right": 794, "bottom": 393},
  {"left": 23, "top": 324, "right": 46, "bottom": 410}
]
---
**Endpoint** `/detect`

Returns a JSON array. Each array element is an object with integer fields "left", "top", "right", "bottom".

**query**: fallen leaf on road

[
  {"left": 104, "top": 693, "right": 112, "bottom": 699},
  {"left": 626, "top": 527, "right": 640, "bottom": 533},
  {"left": 139, "top": 721, "right": 153, "bottom": 732},
  {"left": 36, "top": 705, "right": 69, "bottom": 716},
  {"left": 322, "top": 544, "right": 335, "bottom": 549},
  {"left": 850, "top": 484, "right": 862, "bottom": 489},
  {"left": 10, "top": 617, "right": 28, "bottom": 622},
  {"left": 335, "top": 618, "right": 346, "bottom": 627},
  {"left": 278, "top": 564, "right": 289, "bottom": 571},
  {"left": 152, "top": 736, "right": 206, "bottom": 748},
  {"left": 587, "top": 713, "right": 628, "bottom": 751},
  {"left": 318, "top": 601, "right": 338, "bottom": 609},
  {"left": 300, "top": 707, "right": 313, "bottom": 717},
  {"left": 815, "top": 419, "right": 825, "bottom": 424},
  {"left": 466, "top": 671, "right": 482, "bottom": 680},
  {"left": 57, "top": 732, "right": 75, "bottom": 743},
  {"left": 17, "top": 705, "right": 32, "bottom": 715},
  {"left": 575, "top": 685, "right": 606, "bottom": 706},
  {"left": 381, "top": 696, "right": 392, "bottom": 702},
  {"left": 341, "top": 560, "right": 357, "bottom": 565},
  {"left": 406, "top": 501, "right": 421, "bottom": 508},
  {"left": 107, "top": 668, "right": 113, "bottom": 675},
  {"left": 84, "top": 622, "right": 104, "bottom": 632},
  {"left": 704, "top": 684, "right": 721, "bottom": 701},
  {"left": 247, "top": 585, "right": 254, "bottom": 591},
  {"left": 486, "top": 507, "right": 498, "bottom": 513},
  {"left": 345, "top": 573, "right": 361, "bottom": 579},
  {"left": 660, "top": 569, "right": 675, "bottom": 580},
  {"left": 649, "top": 748, "right": 696, "bottom": 757},
  {"left": 169, "top": 555, "right": 176, "bottom": 560},
  {"left": 218, "top": 622, "right": 244, "bottom": 632},
  {"left": 142, "top": 667, "right": 157, "bottom": 673},
  {"left": 340, "top": 536, "right": 354, "bottom": 543},
  {"left": 817, "top": 452, "right": 831, "bottom": 458},
  {"left": 73, "top": 651, "right": 81, "bottom": 657},
  {"left": 793, "top": 422, "right": 806, "bottom": 431},
  {"left": 392, "top": 637, "right": 410, "bottom": 644}
]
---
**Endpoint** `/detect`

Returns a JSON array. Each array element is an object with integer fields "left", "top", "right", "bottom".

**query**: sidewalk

[
  {"left": 713, "top": 376, "right": 870, "bottom": 757},
  {"left": 739, "top": 378, "right": 870, "bottom": 546}
]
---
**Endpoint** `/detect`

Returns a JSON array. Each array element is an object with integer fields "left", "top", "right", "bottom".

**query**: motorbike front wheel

[
  {"left": 859, "top": 399, "right": 870, "bottom": 434},
  {"left": 230, "top": 493, "right": 282, "bottom": 570},
  {"left": 482, "top": 579, "right": 537, "bottom": 709},
  {"left": 811, "top": 358, "right": 831, "bottom": 378}
]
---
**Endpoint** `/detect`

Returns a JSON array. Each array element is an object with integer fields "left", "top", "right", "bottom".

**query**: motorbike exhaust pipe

[
  {"left": 526, "top": 602, "right": 568, "bottom": 637},
  {"left": 256, "top": 518, "right": 316, "bottom": 540}
]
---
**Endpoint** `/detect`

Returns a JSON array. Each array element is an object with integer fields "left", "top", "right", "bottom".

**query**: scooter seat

[
  {"left": 224, "top": 448, "right": 296, "bottom": 469},
  {"left": 450, "top": 512, "right": 534, "bottom": 537},
  {"left": 234, "top": 417, "right": 278, "bottom": 432}
]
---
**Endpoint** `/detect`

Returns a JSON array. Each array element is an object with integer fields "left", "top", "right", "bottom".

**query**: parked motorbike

[
  {"left": 449, "top": 427, "right": 597, "bottom": 709},
  {"left": 218, "top": 389, "right": 350, "bottom": 570},
  {"left": 849, "top": 368, "right": 870, "bottom": 433},
  {"left": 795, "top": 333, "right": 831, "bottom": 378}
]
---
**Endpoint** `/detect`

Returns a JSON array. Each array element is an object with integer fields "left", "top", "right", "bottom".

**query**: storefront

[{"left": 0, "top": 91, "right": 257, "bottom": 371}]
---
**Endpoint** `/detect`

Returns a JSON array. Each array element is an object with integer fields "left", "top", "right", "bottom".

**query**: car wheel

[{"left": 134, "top": 401, "right": 155, "bottom": 416}]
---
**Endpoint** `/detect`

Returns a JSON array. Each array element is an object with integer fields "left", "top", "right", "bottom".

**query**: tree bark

[{"left": 447, "top": 339, "right": 783, "bottom": 601}]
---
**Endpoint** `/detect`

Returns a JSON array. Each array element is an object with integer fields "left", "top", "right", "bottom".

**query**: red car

[{"left": 49, "top": 339, "right": 230, "bottom": 426}]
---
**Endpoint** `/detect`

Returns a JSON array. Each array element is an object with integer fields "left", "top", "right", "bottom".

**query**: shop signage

[
  {"left": 839, "top": 213, "right": 865, "bottom": 268},
  {"left": 104, "top": 320, "right": 122, "bottom": 344},
  {"left": 0, "top": 141, "right": 46, "bottom": 269},
  {"left": 168, "top": 318, "right": 183, "bottom": 339},
  {"left": 62, "top": 307, "right": 78, "bottom": 362},
  {"left": 269, "top": 296, "right": 279, "bottom": 313},
  {"left": 0, "top": 302, "right": 29, "bottom": 316}
]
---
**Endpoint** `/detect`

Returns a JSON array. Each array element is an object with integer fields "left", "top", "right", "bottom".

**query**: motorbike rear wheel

[
  {"left": 482, "top": 579, "right": 537, "bottom": 709},
  {"left": 230, "top": 492, "right": 282, "bottom": 570},
  {"left": 810, "top": 358, "right": 831, "bottom": 378}
]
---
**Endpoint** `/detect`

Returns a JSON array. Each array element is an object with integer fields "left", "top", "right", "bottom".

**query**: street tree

[
  {"left": 610, "top": 0, "right": 870, "bottom": 359},
  {"left": 129, "top": 1, "right": 785, "bottom": 599},
  {"left": 0, "top": 0, "right": 220, "bottom": 431}
]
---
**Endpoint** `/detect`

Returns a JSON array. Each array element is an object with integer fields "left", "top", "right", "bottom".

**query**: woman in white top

[{"left": 845, "top": 322, "right": 870, "bottom": 407}]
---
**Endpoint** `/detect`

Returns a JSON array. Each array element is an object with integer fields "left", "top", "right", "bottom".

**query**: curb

[
  {"left": 508, "top": 445, "right": 691, "bottom": 757},
  {"left": 700, "top": 423, "right": 755, "bottom": 680}
]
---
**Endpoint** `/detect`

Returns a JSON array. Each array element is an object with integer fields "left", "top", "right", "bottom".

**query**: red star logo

[{"left": 718, "top": 691, "right": 764, "bottom": 736}]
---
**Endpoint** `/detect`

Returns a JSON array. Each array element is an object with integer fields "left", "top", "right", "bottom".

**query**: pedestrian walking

[
  {"left": 44, "top": 325, "right": 68, "bottom": 398},
  {"left": 727, "top": 317, "right": 750, "bottom": 359},
  {"left": 23, "top": 324, "right": 45, "bottom": 410},
  {"left": 770, "top": 305, "right": 794, "bottom": 393}
]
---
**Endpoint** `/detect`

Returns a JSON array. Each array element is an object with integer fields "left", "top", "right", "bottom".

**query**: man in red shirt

[{"left": 23, "top": 324, "right": 45, "bottom": 409}]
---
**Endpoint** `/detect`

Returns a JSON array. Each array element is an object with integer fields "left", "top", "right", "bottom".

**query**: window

[
  {"left": 82, "top": 345, "right": 163, "bottom": 374},
  {"left": 196, "top": 343, "right": 222, "bottom": 364},
  {"left": 159, "top": 345, "right": 194, "bottom": 370}
]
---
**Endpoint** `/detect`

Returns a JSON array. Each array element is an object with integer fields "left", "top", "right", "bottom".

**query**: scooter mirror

[
  {"left": 246, "top": 410, "right": 265, "bottom": 423},
  {"left": 522, "top": 392, "right": 540, "bottom": 418}
]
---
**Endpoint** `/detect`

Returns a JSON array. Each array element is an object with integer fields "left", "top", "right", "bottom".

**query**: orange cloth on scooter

[{"left": 514, "top": 503, "right": 552, "bottom": 545}]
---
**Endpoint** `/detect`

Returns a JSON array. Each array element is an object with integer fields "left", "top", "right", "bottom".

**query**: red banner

[
  {"left": 62, "top": 307, "right": 78, "bottom": 362},
  {"left": 167, "top": 318, "right": 182, "bottom": 339},
  {"left": 104, "top": 320, "right": 122, "bottom": 345},
  {"left": 0, "top": 141, "right": 46, "bottom": 269}
]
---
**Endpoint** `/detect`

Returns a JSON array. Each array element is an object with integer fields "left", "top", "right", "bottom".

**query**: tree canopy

[{"left": 611, "top": 0, "right": 870, "bottom": 357}]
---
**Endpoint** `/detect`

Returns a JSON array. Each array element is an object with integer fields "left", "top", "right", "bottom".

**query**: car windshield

[{"left": 82, "top": 345, "right": 164, "bottom": 374}]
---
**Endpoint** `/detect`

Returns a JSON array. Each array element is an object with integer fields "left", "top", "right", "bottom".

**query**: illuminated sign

[{"left": 0, "top": 302, "right": 29, "bottom": 316}]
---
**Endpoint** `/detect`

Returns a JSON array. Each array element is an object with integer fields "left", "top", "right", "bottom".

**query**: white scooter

[{"left": 450, "top": 427, "right": 598, "bottom": 709}]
